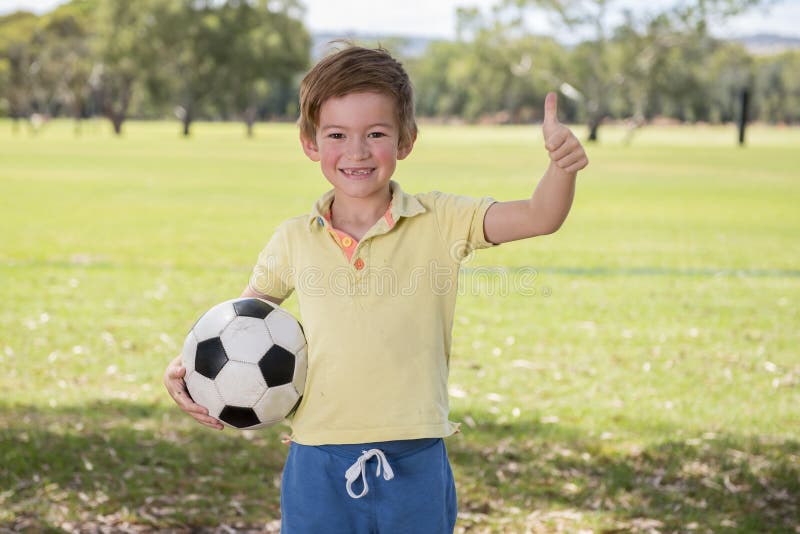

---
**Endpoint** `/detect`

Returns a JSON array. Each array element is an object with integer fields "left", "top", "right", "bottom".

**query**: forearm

[
  {"left": 483, "top": 92, "right": 586, "bottom": 244},
  {"left": 528, "top": 161, "right": 577, "bottom": 234},
  {"left": 241, "top": 285, "right": 285, "bottom": 306}
]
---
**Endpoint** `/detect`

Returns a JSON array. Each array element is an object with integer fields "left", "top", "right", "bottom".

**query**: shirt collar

[{"left": 307, "top": 180, "right": 426, "bottom": 230}]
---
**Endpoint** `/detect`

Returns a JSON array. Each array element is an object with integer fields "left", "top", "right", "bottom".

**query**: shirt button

[
  {"left": 354, "top": 258, "right": 365, "bottom": 270},
  {"left": 342, "top": 236, "right": 353, "bottom": 247},
  {"left": 317, "top": 216, "right": 324, "bottom": 226}
]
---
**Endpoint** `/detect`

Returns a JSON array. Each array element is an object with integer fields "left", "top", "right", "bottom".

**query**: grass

[{"left": 1, "top": 118, "right": 799, "bottom": 532}]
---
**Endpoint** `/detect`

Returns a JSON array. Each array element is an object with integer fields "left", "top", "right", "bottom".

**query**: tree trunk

[
  {"left": 73, "top": 101, "right": 83, "bottom": 137},
  {"left": 738, "top": 88, "right": 750, "bottom": 146},
  {"left": 111, "top": 113, "right": 124, "bottom": 135},
  {"left": 112, "top": 117, "right": 122, "bottom": 134},
  {"left": 180, "top": 102, "right": 193, "bottom": 137},
  {"left": 587, "top": 115, "right": 602, "bottom": 142},
  {"left": 104, "top": 80, "right": 132, "bottom": 136},
  {"left": 244, "top": 105, "right": 257, "bottom": 138}
]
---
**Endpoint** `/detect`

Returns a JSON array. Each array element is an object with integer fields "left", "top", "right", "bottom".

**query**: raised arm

[{"left": 483, "top": 92, "right": 588, "bottom": 244}]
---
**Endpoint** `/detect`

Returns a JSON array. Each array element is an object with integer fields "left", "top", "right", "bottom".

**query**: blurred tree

[
  {"left": 503, "top": 0, "right": 769, "bottom": 141},
  {"left": 4, "top": 0, "right": 795, "bottom": 132},
  {"left": 154, "top": 0, "right": 228, "bottom": 136},
  {"left": 216, "top": 0, "right": 309, "bottom": 137},
  {"left": 754, "top": 50, "right": 800, "bottom": 124},
  {"left": 133, "top": 0, "right": 309, "bottom": 137},
  {"left": 93, "top": 0, "right": 167, "bottom": 135},
  {"left": 608, "top": 11, "right": 757, "bottom": 129},
  {"left": 409, "top": 6, "right": 567, "bottom": 123},
  {"left": 408, "top": 40, "right": 466, "bottom": 117},
  {"left": 704, "top": 42, "right": 753, "bottom": 123},
  {"left": 0, "top": 11, "right": 39, "bottom": 129},
  {"left": 37, "top": 1, "right": 96, "bottom": 131}
]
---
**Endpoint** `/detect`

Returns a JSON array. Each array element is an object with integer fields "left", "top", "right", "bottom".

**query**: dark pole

[{"left": 738, "top": 88, "right": 750, "bottom": 146}]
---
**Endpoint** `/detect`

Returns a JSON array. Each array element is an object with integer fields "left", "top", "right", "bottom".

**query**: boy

[{"left": 164, "top": 45, "right": 587, "bottom": 533}]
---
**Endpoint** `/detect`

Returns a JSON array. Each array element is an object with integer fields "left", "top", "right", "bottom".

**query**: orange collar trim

[{"left": 322, "top": 206, "right": 394, "bottom": 262}]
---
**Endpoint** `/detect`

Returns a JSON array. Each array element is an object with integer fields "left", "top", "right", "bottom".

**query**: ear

[
  {"left": 397, "top": 132, "right": 417, "bottom": 160},
  {"left": 300, "top": 132, "right": 321, "bottom": 162}
]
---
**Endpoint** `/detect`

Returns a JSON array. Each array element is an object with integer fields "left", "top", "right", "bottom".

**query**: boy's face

[{"left": 300, "top": 92, "right": 414, "bottom": 203}]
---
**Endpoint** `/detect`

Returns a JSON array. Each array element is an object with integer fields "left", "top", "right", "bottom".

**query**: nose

[{"left": 347, "top": 137, "right": 370, "bottom": 160}]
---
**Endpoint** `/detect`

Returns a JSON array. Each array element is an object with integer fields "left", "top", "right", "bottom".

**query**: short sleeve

[
  {"left": 248, "top": 223, "right": 294, "bottom": 300},
  {"left": 433, "top": 191, "right": 498, "bottom": 262}
]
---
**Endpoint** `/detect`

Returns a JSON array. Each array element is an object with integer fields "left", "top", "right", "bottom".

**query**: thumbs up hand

[{"left": 542, "top": 92, "right": 588, "bottom": 175}]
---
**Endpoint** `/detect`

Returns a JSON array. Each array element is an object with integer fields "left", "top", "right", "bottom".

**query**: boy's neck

[{"left": 330, "top": 186, "right": 392, "bottom": 229}]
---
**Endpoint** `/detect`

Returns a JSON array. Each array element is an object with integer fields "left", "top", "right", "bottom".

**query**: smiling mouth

[{"left": 340, "top": 168, "right": 375, "bottom": 177}]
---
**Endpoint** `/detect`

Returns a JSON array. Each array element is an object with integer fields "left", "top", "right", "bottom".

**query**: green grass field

[{"left": 1, "top": 118, "right": 798, "bottom": 533}]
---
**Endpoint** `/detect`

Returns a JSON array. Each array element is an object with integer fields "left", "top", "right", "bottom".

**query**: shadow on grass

[
  {"left": 1, "top": 400, "right": 288, "bottom": 532},
  {"left": 1, "top": 401, "right": 798, "bottom": 532},
  {"left": 448, "top": 417, "right": 799, "bottom": 532}
]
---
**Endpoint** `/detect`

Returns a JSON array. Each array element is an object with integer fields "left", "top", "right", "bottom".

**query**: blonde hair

[{"left": 298, "top": 44, "right": 417, "bottom": 150}]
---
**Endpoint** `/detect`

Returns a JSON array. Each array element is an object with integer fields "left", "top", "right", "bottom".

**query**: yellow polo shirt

[{"left": 249, "top": 180, "right": 496, "bottom": 445}]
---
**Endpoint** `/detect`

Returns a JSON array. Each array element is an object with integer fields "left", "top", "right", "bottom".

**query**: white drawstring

[{"left": 344, "top": 448, "right": 395, "bottom": 499}]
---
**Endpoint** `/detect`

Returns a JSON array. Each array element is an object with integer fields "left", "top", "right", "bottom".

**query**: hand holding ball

[{"left": 181, "top": 298, "right": 307, "bottom": 429}]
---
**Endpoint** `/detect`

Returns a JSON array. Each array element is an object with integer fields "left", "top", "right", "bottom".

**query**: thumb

[{"left": 543, "top": 92, "right": 559, "bottom": 126}]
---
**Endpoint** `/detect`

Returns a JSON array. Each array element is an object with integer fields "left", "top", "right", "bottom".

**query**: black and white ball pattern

[{"left": 181, "top": 298, "right": 307, "bottom": 429}]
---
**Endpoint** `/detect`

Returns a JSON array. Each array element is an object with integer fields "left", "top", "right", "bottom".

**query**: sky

[{"left": 1, "top": 0, "right": 799, "bottom": 39}]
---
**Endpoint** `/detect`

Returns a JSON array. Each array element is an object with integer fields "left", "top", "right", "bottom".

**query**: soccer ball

[{"left": 181, "top": 297, "right": 307, "bottom": 429}]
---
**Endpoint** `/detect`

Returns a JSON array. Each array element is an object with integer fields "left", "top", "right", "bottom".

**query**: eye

[
  {"left": 368, "top": 132, "right": 387, "bottom": 138},
  {"left": 327, "top": 133, "right": 344, "bottom": 139}
]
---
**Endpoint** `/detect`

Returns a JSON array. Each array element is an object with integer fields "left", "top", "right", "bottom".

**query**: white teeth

[{"left": 343, "top": 169, "right": 372, "bottom": 176}]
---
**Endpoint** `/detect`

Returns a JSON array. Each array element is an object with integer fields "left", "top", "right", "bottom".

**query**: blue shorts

[{"left": 280, "top": 437, "right": 457, "bottom": 533}]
